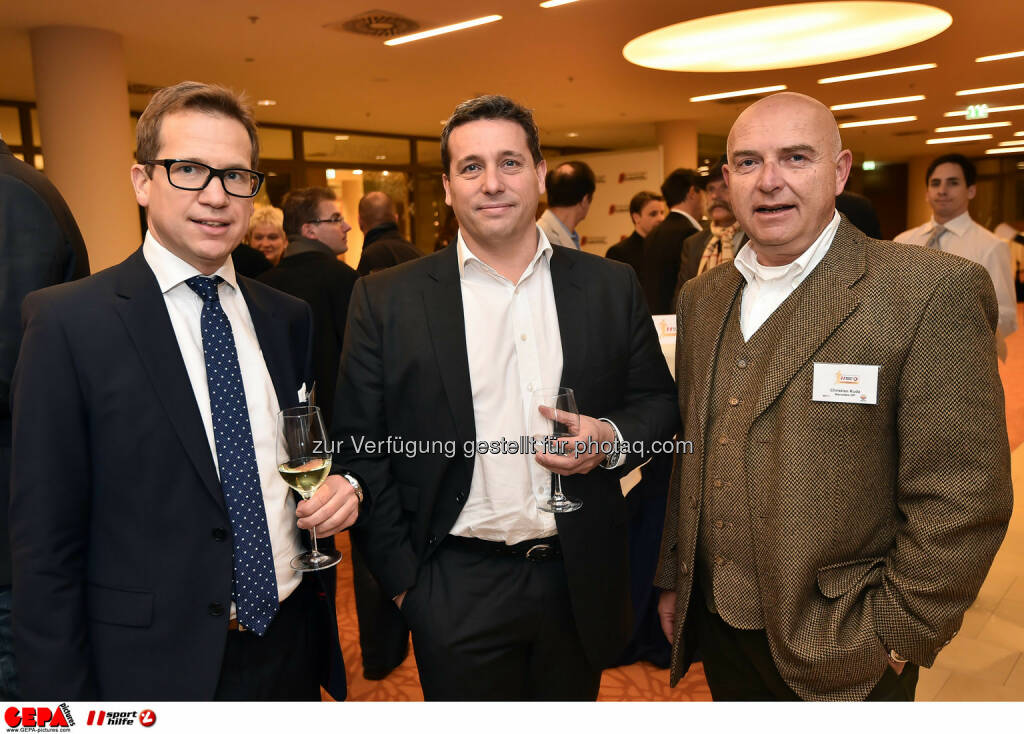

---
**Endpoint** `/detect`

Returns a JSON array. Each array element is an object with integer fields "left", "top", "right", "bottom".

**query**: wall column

[
  {"left": 906, "top": 154, "right": 932, "bottom": 231},
  {"left": 655, "top": 120, "right": 699, "bottom": 174}
]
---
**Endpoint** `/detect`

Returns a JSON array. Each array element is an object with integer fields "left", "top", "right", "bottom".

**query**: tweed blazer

[{"left": 654, "top": 217, "right": 1013, "bottom": 700}]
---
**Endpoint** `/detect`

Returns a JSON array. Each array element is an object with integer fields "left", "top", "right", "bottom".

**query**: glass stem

[
  {"left": 310, "top": 524, "right": 320, "bottom": 556},
  {"left": 553, "top": 473, "right": 567, "bottom": 501}
]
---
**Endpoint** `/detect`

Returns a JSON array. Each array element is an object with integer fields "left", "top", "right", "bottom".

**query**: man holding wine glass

[
  {"left": 334, "top": 95, "right": 677, "bottom": 700},
  {"left": 9, "top": 81, "right": 361, "bottom": 701}
]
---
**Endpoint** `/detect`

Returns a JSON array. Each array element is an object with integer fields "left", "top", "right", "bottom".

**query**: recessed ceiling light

[
  {"left": 1016, "top": 132, "right": 1024, "bottom": 137},
  {"left": 838, "top": 116, "right": 917, "bottom": 128},
  {"left": 862, "top": 160, "right": 877, "bottom": 170},
  {"left": 926, "top": 134, "right": 993, "bottom": 144},
  {"left": 830, "top": 95, "right": 924, "bottom": 111},
  {"left": 955, "top": 82, "right": 1024, "bottom": 96},
  {"left": 256, "top": 99, "right": 276, "bottom": 106},
  {"left": 375, "top": 155, "right": 386, "bottom": 160},
  {"left": 567, "top": 132, "right": 579, "bottom": 138},
  {"left": 623, "top": 3, "right": 950, "bottom": 73},
  {"left": 352, "top": 169, "right": 363, "bottom": 175},
  {"left": 997, "top": 140, "right": 1024, "bottom": 146},
  {"left": 690, "top": 85, "right": 787, "bottom": 102},
  {"left": 944, "top": 104, "right": 1024, "bottom": 117},
  {"left": 986, "top": 146, "right": 1024, "bottom": 154},
  {"left": 384, "top": 14, "right": 501, "bottom": 46},
  {"left": 334, "top": 135, "right": 350, "bottom": 141},
  {"left": 540, "top": 0, "right": 579, "bottom": 7},
  {"left": 382, "top": 170, "right": 390, "bottom": 176},
  {"left": 818, "top": 63, "right": 936, "bottom": 83},
  {"left": 325, "top": 169, "right": 336, "bottom": 180},
  {"left": 976, "top": 50, "right": 1024, "bottom": 63},
  {"left": 934, "top": 122, "right": 1011, "bottom": 132}
]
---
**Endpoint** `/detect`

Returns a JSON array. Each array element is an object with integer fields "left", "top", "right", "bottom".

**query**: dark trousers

[
  {"left": 694, "top": 599, "right": 919, "bottom": 701},
  {"left": 403, "top": 538, "right": 602, "bottom": 701},
  {"left": 350, "top": 540, "right": 409, "bottom": 677},
  {"left": 214, "top": 578, "right": 324, "bottom": 701}
]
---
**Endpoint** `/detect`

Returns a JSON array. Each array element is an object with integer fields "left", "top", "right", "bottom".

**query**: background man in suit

[
  {"left": 655, "top": 92, "right": 1012, "bottom": 701},
  {"left": 676, "top": 161, "right": 744, "bottom": 294},
  {"left": 641, "top": 167, "right": 703, "bottom": 314},
  {"left": 356, "top": 191, "right": 421, "bottom": 276},
  {"left": 0, "top": 136, "right": 90, "bottom": 700},
  {"left": 538, "top": 160, "right": 595, "bottom": 250},
  {"left": 896, "top": 153, "right": 1017, "bottom": 360},
  {"left": 10, "top": 81, "right": 360, "bottom": 701},
  {"left": 334, "top": 95, "right": 677, "bottom": 700},
  {"left": 606, "top": 190, "right": 666, "bottom": 277}
]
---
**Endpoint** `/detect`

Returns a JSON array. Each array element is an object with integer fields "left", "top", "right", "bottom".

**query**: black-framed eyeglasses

[
  {"left": 144, "top": 159, "right": 265, "bottom": 198},
  {"left": 308, "top": 215, "right": 346, "bottom": 225}
]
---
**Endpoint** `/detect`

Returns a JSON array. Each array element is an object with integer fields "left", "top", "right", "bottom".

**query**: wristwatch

[
  {"left": 341, "top": 472, "right": 364, "bottom": 504},
  {"left": 888, "top": 649, "right": 908, "bottom": 664}
]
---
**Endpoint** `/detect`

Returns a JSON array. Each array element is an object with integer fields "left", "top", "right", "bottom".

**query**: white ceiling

[{"left": 1, "top": 0, "right": 1023, "bottom": 162}]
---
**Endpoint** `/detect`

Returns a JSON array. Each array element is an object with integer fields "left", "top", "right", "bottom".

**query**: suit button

[
  {"left": 736, "top": 358, "right": 748, "bottom": 369},
  {"left": 688, "top": 495, "right": 697, "bottom": 508},
  {"left": 712, "top": 479, "right": 723, "bottom": 488},
  {"left": 728, "top": 397, "right": 740, "bottom": 406},
  {"left": 208, "top": 602, "right": 224, "bottom": 617},
  {"left": 680, "top": 562, "right": 688, "bottom": 574},
  {"left": 427, "top": 535, "right": 438, "bottom": 545},
  {"left": 714, "top": 520, "right": 724, "bottom": 529},
  {"left": 455, "top": 493, "right": 466, "bottom": 503},
  {"left": 212, "top": 527, "right": 227, "bottom": 542}
]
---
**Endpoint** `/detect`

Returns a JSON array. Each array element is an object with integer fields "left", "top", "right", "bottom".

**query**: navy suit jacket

[{"left": 10, "top": 248, "right": 346, "bottom": 700}]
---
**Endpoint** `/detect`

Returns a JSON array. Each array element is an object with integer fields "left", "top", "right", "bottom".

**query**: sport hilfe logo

[
  {"left": 4, "top": 704, "right": 74, "bottom": 729},
  {"left": 85, "top": 709, "right": 157, "bottom": 727}
]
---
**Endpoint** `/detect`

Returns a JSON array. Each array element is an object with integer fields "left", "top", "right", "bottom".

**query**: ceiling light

[
  {"left": 690, "top": 85, "right": 787, "bottom": 102},
  {"left": 997, "top": 140, "right": 1024, "bottom": 146},
  {"left": 818, "top": 62, "right": 936, "bottom": 84},
  {"left": 926, "top": 134, "right": 993, "bottom": 144},
  {"left": 334, "top": 135, "right": 349, "bottom": 141},
  {"left": 384, "top": 14, "right": 501, "bottom": 46},
  {"left": 1016, "top": 132, "right": 1024, "bottom": 137},
  {"left": 934, "top": 122, "right": 1011, "bottom": 132},
  {"left": 623, "top": 3, "right": 950, "bottom": 73},
  {"left": 352, "top": 169, "right": 363, "bottom": 175},
  {"left": 986, "top": 147, "right": 1024, "bottom": 154},
  {"left": 375, "top": 155, "right": 386, "bottom": 160},
  {"left": 862, "top": 161, "right": 877, "bottom": 170},
  {"left": 830, "top": 95, "right": 924, "bottom": 110},
  {"left": 955, "top": 82, "right": 1024, "bottom": 96},
  {"left": 382, "top": 170, "right": 390, "bottom": 176},
  {"left": 838, "top": 116, "right": 917, "bottom": 128},
  {"left": 944, "top": 104, "right": 1024, "bottom": 117},
  {"left": 540, "top": 0, "right": 579, "bottom": 6},
  {"left": 325, "top": 169, "right": 336, "bottom": 180},
  {"left": 256, "top": 99, "right": 276, "bottom": 106},
  {"left": 567, "top": 132, "right": 579, "bottom": 138},
  {"left": 976, "top": 50, "right": 1024, "bottom": 63}
]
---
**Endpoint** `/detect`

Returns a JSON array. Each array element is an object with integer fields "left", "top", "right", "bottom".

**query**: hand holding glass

[
  {"left": 530, "top": 387, "right": 583, "bottom": 513},
  {"left": 277, "top": 405, "right": 342, "bottom": 571}
]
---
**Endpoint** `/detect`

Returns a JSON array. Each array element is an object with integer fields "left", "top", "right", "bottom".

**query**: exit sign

[{"left": 966, "top": 104, "right": 990, "bottom": 120}]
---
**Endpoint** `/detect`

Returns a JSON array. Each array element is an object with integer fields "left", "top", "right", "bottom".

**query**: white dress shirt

[
  {"left": 143, "top": 233, "right": 302, "bottom": 611},
  {"left": 733, "top": 210, "right": 840, "bottom": 341},
  {"left": 896, "top": 211, "right": 1018, "bottom": 345}
]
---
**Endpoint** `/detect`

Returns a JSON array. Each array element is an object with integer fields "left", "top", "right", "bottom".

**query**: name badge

[{"left": 812, "top": 363, "right": 880, "bottom": 404}]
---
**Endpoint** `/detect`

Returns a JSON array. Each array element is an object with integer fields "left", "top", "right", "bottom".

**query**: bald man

[
  {"left": 356, "top": 192, "right": 421, "bottom": 276},
  {"left": 654, "top": 92, "right": 1012, "bottom": 701}
]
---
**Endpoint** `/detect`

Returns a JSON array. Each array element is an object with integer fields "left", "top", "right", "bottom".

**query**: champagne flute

[
  {"left": 277, "top": 405, "right": 342, "bottom": 571},
  {"left": 530, "top": 387, "right": 583, "bottom": 513}
]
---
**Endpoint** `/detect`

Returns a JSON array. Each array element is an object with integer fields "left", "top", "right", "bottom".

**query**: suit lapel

[
  {"left": 549, "top": 246, "right": 587, "bottom": 395},
  {"left": 751, "top": 218, "right": 865, "bottom": 420},
  {"left": 422, "top": 244, "right": 476, "bottom": 444},
  {"left": 239, "top": 277, "right": 299, "bottom": 412},
  {"left": 113, "top": 249, "right": 223, "bottom": 508}
]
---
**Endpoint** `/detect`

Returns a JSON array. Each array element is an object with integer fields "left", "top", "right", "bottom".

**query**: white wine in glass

[
  {"left": 530, "top": 387, "right": 583, "bottom": 513},
  {"left": 277, "top": 405, "right": 342, "bottom": 571}
]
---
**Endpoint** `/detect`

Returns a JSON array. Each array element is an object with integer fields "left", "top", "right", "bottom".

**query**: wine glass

[
  {"left": 530, "top": 387, "right": 583, "bottom": 513},
  {"left": 277, "top": 405, "right": 342, "bottom": 571}
]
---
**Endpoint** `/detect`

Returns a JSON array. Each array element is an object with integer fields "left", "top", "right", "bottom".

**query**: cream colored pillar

[
  {"left": 906, "top": 155, "right": 932, "bottom": 231},
  {"left": 30, "top": 26, "right": 140, "bottom": 272},
  {"left": 655, "top": 120, "right": 699, "bottom": 174}
]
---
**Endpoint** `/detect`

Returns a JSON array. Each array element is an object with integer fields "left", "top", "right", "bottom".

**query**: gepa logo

[{"left": 4, "top": 704, "right": 74, "bottom": 730}]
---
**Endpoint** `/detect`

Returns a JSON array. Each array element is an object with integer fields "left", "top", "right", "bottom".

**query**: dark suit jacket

[
  {"left": 655, "top": 218, "right": 1013, "bottom": 700},
  {"left": 674, "top": 228, "right": 748, "bottom": 301},
  {"left": 605, "top": 231, "right": 643, "bottom": 278},
  {"left": 1, "top": 140, "right": 89, "bottom": 586},
  {"left": 231, "top": 243, "right": 272, "bottom": 279},
  {"left": 641, "top": 211, "right": 699, "bottom": 315},
  {"left": 10, "top": 248, "right": 347, "bottom": 701},
  {"left": 333, "top": 242, "right": 678, "bottom": 669},
  {"left": 259, "top": 238, "right": 358, "bottom": 429},
  {"left": 357, "top": 222, "right": 421, "bottom": 276}
]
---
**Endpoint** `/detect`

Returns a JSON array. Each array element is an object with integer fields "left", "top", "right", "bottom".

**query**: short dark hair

[
  {"left": 629, "top": 190, "right": 664, "bottom": 216},
  {"left": 926, "top": 153, "right": 977, "bottom": 187},
  {"left": 440, "top": 95, "right": 543, "bottom": 175},
  {"left": 545, "top": 161, "right": 596, "bottom": 207},
  {"left": 702, "top": 156, "right": 727, "bottom": 188},
  {"left": 136, "top": 81, "right": 259, "bottom": 169},
  {"left": 281, "top": 186, "right": 337, "bottom": 236},
  {"left": 660, "top": 168, "right": 700, "bottom": 208}
]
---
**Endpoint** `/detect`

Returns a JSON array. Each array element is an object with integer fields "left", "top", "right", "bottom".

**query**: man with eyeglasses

[{"left": 9, "top": 81, "right": 359, "bottom": 701}]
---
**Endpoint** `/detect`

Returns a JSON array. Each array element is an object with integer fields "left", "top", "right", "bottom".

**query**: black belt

[{"left": 445, "top": 534, "right": 561, "bottom": 561}]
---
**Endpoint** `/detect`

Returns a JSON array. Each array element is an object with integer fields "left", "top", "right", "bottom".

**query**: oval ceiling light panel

[{"left": 623, "top": 2, "right": 951, "bottom": 72}]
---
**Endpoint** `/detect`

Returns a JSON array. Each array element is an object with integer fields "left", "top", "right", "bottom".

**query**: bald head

[
  {"left": 358, "top": 191, "right": 398, "bottom": 233},
  {"left": 722, "top": 91, "right": 852, "bottom": 266}
]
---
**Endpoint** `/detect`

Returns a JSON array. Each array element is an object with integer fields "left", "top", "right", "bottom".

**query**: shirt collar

[
  {"left": 671, "top": 208, "right": 703, "bottom": 231},
  {"left": 929, "top": 210, "right": 972, "bottom": 238},
  {"left": 457, "top": 225, "right": 553, "bottom": 282},
  {"left": 733, "top": 210, "right": 840, "bottom": 286},
  {"left": 142, "top": 230, "right": 239, "bottom": 295}
]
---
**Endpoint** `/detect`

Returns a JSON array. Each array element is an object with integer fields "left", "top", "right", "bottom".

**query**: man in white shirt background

[
  {"left": 896, "top": 153, "right": 1017, "bottom": 359},
  {"left": 537, "top": 160, "right": 596, "bottom": 250}
]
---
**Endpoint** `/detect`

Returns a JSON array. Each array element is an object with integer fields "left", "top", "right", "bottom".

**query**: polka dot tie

[{"left": 186, "top": 275, "right": 279, "bottom": 636}]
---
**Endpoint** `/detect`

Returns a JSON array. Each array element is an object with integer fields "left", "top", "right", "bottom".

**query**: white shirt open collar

[
  {"left": 142, "top": 230, "right": 240, "bottom": 295},
  {"left": 457, "top": 225, "right": 554, "bottom": 284},
  {"left": 733, "top": 210, "right": 840, "bottom": 287}
]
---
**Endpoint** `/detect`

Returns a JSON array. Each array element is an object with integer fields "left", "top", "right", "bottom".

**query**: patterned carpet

[{"left": 330, "top": 302, "right": 1023, "bottom": 701}]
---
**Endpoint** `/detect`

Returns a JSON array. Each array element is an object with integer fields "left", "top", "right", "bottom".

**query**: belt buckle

[{"left": 526, "top": 543, "right": 552, "bottom": 561}]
